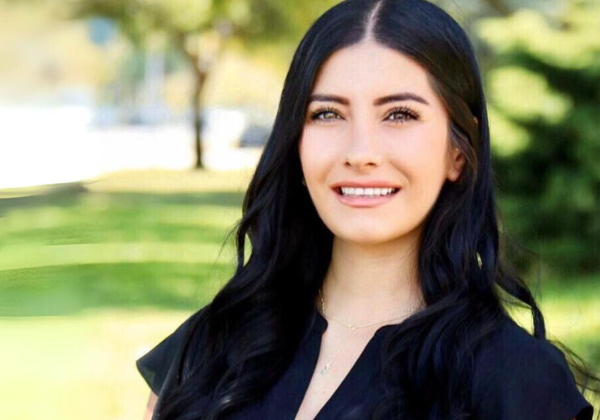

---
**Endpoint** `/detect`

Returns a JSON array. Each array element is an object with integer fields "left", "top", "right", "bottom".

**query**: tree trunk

[
  {"left": 174, "top": 34, "right": 208, "bottom": 170},
  {"left": 175, "top": 30, "right": 227, "bottom": 170},
  {"left": 192, "top": 73, "right": 205, "bottom": 169},
  {"left": 187, "top": 62, "right": 209, "bottom": 169}
]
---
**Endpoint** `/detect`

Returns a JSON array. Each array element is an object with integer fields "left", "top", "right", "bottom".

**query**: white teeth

[{"left": 340, "top": 187, "right": 397, "bottom": 197}]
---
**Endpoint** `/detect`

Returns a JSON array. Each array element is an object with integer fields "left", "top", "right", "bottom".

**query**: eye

[
  {"left": 307, "top": 105, "right": 421, "bottom": 124},
  {"left": 386, "top": 106, "right": 421, "bottom": 123},
  {"left": 308, "top": 107, "right": 342, "bottom": 122}
]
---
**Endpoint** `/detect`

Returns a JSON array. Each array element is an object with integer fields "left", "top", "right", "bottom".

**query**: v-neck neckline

[
  {"left": 262, "top": 307, "right": 411, "bottom": 420},
  {"left": 288, "top": 308, "right": 388, "bottom": 420}
]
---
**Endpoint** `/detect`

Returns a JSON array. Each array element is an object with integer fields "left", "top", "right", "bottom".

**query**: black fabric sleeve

[
  {"left": 473, "top": 335, "right": 594, "bottom": 420},
  {"left": 136, "top": 309, "right": 204, "bottom": 396}
]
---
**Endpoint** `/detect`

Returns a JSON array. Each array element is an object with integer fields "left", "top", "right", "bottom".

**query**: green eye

[
  {"left": 310, "top": 107, "right": 340, "bottom": 121},
  {"left": 386, "top": 106, "right": 421, "bottom": 122}
]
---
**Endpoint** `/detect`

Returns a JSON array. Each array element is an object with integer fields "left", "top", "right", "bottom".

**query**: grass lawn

[{"left": 0, "top": 168, "right": 598, "bottom": 420}]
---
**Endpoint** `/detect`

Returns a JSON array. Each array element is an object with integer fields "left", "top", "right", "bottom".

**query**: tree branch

[{"left": 481, "top": 0, "right": 513, "bottom": 16}]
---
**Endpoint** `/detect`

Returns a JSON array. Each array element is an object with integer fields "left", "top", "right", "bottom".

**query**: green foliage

[
  {"left": 477, "top": 3, "right": 600, "bottom": 274},
  {"left": 66, "top": 0, "right": 338, "bottom": 49}
]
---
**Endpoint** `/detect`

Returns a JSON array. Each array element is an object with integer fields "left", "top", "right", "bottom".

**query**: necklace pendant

[
  {"left": 320, "top": 363, "right": 332, "bottom": 375},
  {"left": 349, "top": 324, "right": 356, "bottom": 331}
]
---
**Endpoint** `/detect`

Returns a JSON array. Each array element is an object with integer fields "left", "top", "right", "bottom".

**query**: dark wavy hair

[{"left": 156, "top": 0, "right": 599, "bottom": 419}]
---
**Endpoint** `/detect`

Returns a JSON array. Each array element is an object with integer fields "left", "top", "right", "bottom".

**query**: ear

[{"left": 447, "top": 146, "right": 466, "bottom": 182}]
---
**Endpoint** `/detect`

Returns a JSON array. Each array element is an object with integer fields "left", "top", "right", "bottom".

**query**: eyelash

[{"left": 308, "top": 106, "right": 421, "bottom": 123}]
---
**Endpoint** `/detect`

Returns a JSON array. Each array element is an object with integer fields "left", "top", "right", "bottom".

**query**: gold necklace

[{"left": 317, "top": 288, "right": 424, "bottom": 375}]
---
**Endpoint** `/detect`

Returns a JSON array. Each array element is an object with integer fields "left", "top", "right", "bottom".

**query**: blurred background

[{"left": 0, "top": 0, "right": 598, "bottom": 418}]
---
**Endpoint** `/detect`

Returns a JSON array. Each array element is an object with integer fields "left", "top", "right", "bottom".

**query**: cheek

[
  {"left": 299, "top": 131, "right": 340, "bottom": 180},
  {"left": 389, "top": 124, "right": 449, "bottom": 172}
]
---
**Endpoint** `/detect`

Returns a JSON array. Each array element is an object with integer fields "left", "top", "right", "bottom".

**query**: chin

[
  {"left": 344, "top": 237, "right": 399, "bottom": 246},
  {"left": 325, "top": 218, "right": 423, "bottom": 247},
  {"left": 330, "top": 228, "right": 410, "bottom": 246}
]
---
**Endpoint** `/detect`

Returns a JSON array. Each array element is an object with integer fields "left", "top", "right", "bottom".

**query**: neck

[{"left": 319, "top": 235, "right": 424, "bottom": 324}]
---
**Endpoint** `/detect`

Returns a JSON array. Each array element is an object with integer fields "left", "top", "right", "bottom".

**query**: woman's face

[{"left": 299, "top": 39, "right": 464, "bottom": 246}]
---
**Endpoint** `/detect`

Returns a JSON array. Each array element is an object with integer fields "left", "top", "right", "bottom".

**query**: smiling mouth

[{"left": 335, "top": 187, "right": 401, "bottom": 197}]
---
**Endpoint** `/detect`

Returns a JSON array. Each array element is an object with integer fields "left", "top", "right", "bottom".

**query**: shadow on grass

[
  {"left": 0, "top": 262, "right": 233, "bottom": 316},
  {"left": 0, "top": 186, "right": 246, "bottom": 247},
  {"left": 0, "top": 184, "right": 246, "bottom": 316},
  {"left": 3, "top": 220, "right": 235, "bottom": 246},
  {"left": 0, "top": 183, "right": 245, "bottom": 214}
]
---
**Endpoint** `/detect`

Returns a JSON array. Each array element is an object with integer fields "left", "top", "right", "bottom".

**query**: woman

[{"left": 136, "top": 0, "right": 598, "bottom": 419}]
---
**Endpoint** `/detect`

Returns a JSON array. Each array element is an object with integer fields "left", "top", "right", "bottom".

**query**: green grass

[
  {"left": 0, "top": 168, "right": 598, "bottom": 420},
  {"left": 0, "top": 169, "right": 250, "bottom": 420}
]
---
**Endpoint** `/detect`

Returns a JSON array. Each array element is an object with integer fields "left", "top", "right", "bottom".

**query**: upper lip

[{"left": 331, "top": 181, "right": 401, "bottom": 189}]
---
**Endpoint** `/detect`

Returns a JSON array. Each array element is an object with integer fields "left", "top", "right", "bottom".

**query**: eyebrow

[{"left": 308, "top": 92, "right": 430, "bottom": 106}]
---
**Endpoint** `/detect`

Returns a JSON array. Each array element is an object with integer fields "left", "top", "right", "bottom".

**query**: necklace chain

[{"left": 317, "top": 288, "right": 424, "bottom": 375}]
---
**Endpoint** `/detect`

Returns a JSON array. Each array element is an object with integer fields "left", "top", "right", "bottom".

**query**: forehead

[{"left": 310, "top": 40, "right": 437, "bottom": 102}]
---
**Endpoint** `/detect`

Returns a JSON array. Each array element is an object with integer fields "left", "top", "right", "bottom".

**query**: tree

[
  {"left": 477, "top": 1, "right": 600, "bottom": 275},
  {"left": 66, "top": 0, "right": 338, "bottom": 169},
  {"left": 5, "top": 0, "right": 519, "bottom": 169}
]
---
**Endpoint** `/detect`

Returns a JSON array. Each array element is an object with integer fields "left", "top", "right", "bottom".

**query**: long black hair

[{"left": 157, "top": 0, "right": 599, "bottom": 419}]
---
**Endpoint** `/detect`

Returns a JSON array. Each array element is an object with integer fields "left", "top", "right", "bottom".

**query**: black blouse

[{"left": 137, "top": 306, "right": 594, "bottom": 420}]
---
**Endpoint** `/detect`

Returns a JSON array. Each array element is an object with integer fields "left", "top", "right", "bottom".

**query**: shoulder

[
  {"left": 136, "top": 305, "right": 211, "bottom": 396},
  {"left": 471, "top": 314, "right": 594, "bottom": 420}
]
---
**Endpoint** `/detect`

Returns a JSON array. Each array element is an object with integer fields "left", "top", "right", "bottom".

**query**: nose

[{"left": 344, "top": 118, "right": 383, "bottom": 169}]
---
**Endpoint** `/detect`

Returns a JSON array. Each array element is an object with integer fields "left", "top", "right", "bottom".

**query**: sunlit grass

[
  {"left": 0, "top": 168, "right": 598, "bottom": 420},
  {"left": 0, "top": 169, "right": 249, "bottom": 420},
  {"left": 0, "top": 310, "right": 194, "bottom": 420}
]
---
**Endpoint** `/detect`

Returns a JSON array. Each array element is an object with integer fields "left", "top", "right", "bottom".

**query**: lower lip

[{"left": 334, "top": 189, "right": 400, "bottom": 208}]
